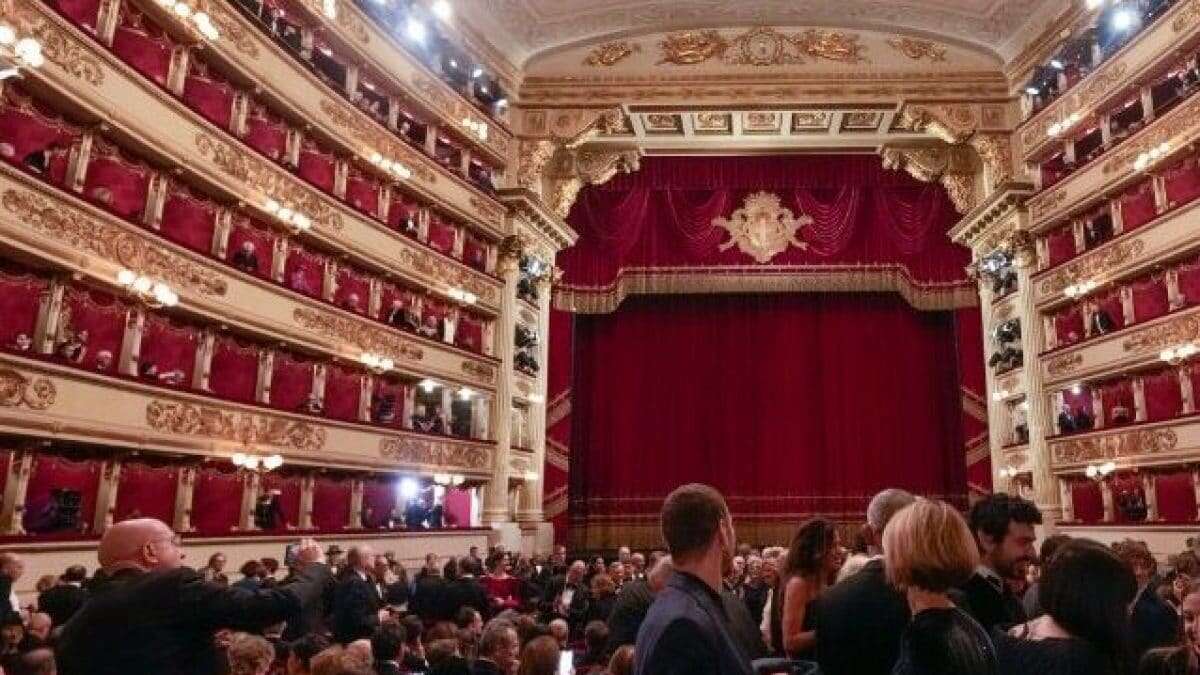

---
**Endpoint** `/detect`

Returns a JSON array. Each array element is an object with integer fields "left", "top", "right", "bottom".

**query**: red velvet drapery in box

[
  {"left": 244, "top": 106, "right": 288, "bottom": 162},
  {"left": 0, "top": 87, "right": 79, "bottom": 177},
  {"left": 568, "top": 293, "right": 968, "bottom": 542},
  {"left": 344, "top": 170, "right": 381, "bottom": 218},
  {"left": 1179, "top": 257, "right": 1200, "bottom": 306},
  {"left": 463, "top": 234, "right": 488, "bottom": 272},
  {"left": 226, "top": 218, "right": 275, "bottom": 280},
  {"left": 1155, "top": 470, "right": 1197, "bottom": 523},
  {"left": 1132, "top": 276, "right": 1170, "bottom": 323},
  {"left": 1101, "top": 380, "right": 1135, "bottom": 426},
  {"left": 335, "top": 267, "right": 370, "bottom": 315},
  {"left": 1054, "top": 305, "right": 1084, "bottom": 346},
  {"left": 1071, "top": 479, "right": 1104, "bottom": 523},
  {"left": 1093, "top": 290, "right": 1125, "bottom": 333},
  {"left": 192, "top": 466, "right": 244, "bottom": 535},
  {"left": 210, "top": 337, "right": 260, "bottom": 404},
  {"left": 83, "top": 141, "right": 150, "bottom": 220},
  {"left": 269, "top": 352, "right": 313, "bottom": 412},
  {"left": 455, "top": 315, "right": 483, "bottom": 353},
  {"left": 161, "top": 186, "right": 217, "bottom": 255},
  {"left": 62, "top": 288, "right": 127, "bottom": 372},
  {"left": 49, "top": 0, "right": 101, "bottom": 32},
  {"left": 24, "top": 454, "right": 100, "bottom": 534},
  {"left": 0, "top": 267, "right": 45, "bottom": 349},
  {"left": 112, "top": 9, "right": 174, "bottom": 87},
  {"left": 114, "top": 460, "right": 178, "bottom": 524},
  {"left": 297, "top": 140, "right": 336, "bottom": 192},
  {"left": 1119, "top": 180, "right": 1158, "bottom": 232},
  {"left": 285, "top": 245, "right": 325, "bottom": 299},
  {"left": 1164, "top": 156, "right": 1200, "bottom": 210},
  {"left": 361, "top": 478, "right": 397, "bottom": 528},
  {"left": 312, "top": 476, "right": 350, "bottom": 531},
  {"left": 1143, "top": 369, "right": 1182, "bottom": 422},
  {"left": 1046, "top": 226, "right": 1077, "bottom": 268},
  {"left": 182, "top": 62, "right": 236, "bottom": 131},
  {"left": 260, "top": 471, "right": 303, "bottom": 530},
  {"left": 139, "top": 315, "right": 197, "bottom": 387},
  {"left": 1061, "top": 386, "right": 1094, "bottom": 422},
  {"left": 427, "top": 216, "right": 458, "bottom": 256},
  {"left": 324, "top": 364, "right": 363, "bottom": 422}
]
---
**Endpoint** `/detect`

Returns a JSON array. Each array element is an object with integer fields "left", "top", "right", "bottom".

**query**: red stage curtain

[
  {"left": 284, "top": 245, "right": 325, "bottom": 299},
  {"left": 1132, "top": 275, "right": 1170, "bottom": 323},
  {"left": 1093, "top": 290, "right": 1125, "bottom": 333},
  {"left": 226, "top": 218, "right": 275, "bottom": 280},
  {"left": 260, "top": 471, "right": 302, "bottom": 530},
  {"left": 160, "top": 185, "right": 217, "bottom": 255},
  {"left": 0, "top": 267, "right": 46, "bottom": 349},
  {"left": 1054, "top": 305, "right": 1084, "bottom": 346},
  {"left": 83, "top": 140, "right": 150, "bottom": 220},
  {"left": 182, "top": 61, "right": 236, "bottom": 131},
  {"left": 297, "top": 139, "right": 336, "bottom": 192},
  {"left": 361, "top": 478, "right": 396, "bottom": 528},
  {"left": 48, "top": 0, "right": 101, "bottom": 32},
  {"left": 139, "top": 315, "right": 197, "bottom": 388},
  {"left": 269, "top": 352, "right": 313, "bottom": 412},
  {"left": 1156, "top": 471, "right": 1197, "bottom": 523},
  {"left": 334, "top": 267, "right": 370, "bottom": 314},
  {"left": 244, "top": 104, "right": 288, "bottom": 162},
  {"left": 1119, "top": 179, "right": 1158, "bottom": 232},
  {"left": 1046, "top": 226, "right": 1077, "bottom": 267},
  {"left": 427, "top": 215, "right": 458, "bottom": 256},
  {"left": 1070, "top": 479, "right": 1104, "bottom": 523},
  {"left": 312, "top": 476, "right": 350, "bottom": 531},
  {"left": 192, "top": 466, "right": 243, "bottom": 535},
  {"left": 463, "top": 233, "right": 488, "bottom": 272},
  {"left": 1179, "top": 257, "right": 1200, "bottom": 306},
  {"left": 324, "top": 364, "right": 363, "bottom": 422},
  {"left": 1164, "top": 155, "right": 1200, "bottom": 211},
  {"left": 1143, "top": 369, "right": 1182, "bottom": 422},
  {"left": 112, "top": 9, "right": 174, "bottom": 87},
  {"left": 0, "top": 87, "right": 79, "bottom": 179},
  {"left": 23, "top": 454, "right": 100, "bottom": 534},
  {"left": 210, "top": 337, "right": 260, "bottom": 403},
  {"left": 455, "top": 314, "right": 483, "bottom": 353},
  {"left": 62, "top": 288, "right": 127, "bottom": 372},
  {"left": 1101, "top": 379, "right": 1135, "bottom": 426},
  {"left": 344, "top": 169, "right": 380, "bottom": 218},
  {"left": 569, "top": 293, "right": 967, "bottom": 534},
  {"left": 114, "top": 460, "right": 177, "bottom": 524}
]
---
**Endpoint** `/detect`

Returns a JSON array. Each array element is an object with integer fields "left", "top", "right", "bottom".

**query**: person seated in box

[
  {"left": 417, "top": 314, "right": 442, "bottom": 340},
  {"left": 138, "top": 361, "right": 186, "bottom": 386},
  {"left": 1091, "top": 308, "right": 1116, "bottom": 336},
  {"left": 371, "top": 392, "right": 396, "bottom": 424},
  {"left": 1109, "top": 402, "right": 1132, "bottom": 425},
  {"left": 0, "top": 142, "right": 49, "bottom": 175},
  {"left": 1084, "top": 217, "right": 1113, "bottom": 248},
  {"left": 412, "top": 404, "right": 445, "bottom": 434},
  {"left": 231, "top": 241, "right": 259, "bottom": 274},
  {"left": 401, "top": 214, "right": 419, "bottom": 237},
  {"left": 1074, "top": 406, "right": 1095, "bottom": 430},
  {"left": 340, "top": 292, "right": 362, "bottom": 314},
  {"left": 300, "top": 392, "right": 323, "bottom": 415},
  {"left": 94, "top": 349, "right": 113, "bottom": 371},
  {"left": 56, "top": 329, "right": 88, "bottom": 364},
  {"left": 11, "top": 333, "right": 31, "bottom": 352},
  {"left": 1057, "top": 405, "right": 1077, "bottom": 434},
  {"left": 288, "top": 268, "right": 313, "bottom": 295},
  {"left": 385, "top": 300, "right": 421, "bottom": 332}
]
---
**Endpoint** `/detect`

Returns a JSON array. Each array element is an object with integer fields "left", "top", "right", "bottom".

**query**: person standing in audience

[
  {"left": 444, "top": 558, "right": 490, "bottom": 621},
  {"left": 586, "top": 573, "right": 618, "bottom": 627},
  {"left": 995, "top": 538, "right": 1136, "bottom": 675},
  {"left": 1140, "top": 580, "right": 1200, "bottom": 675},
  {"left": 412, "top": 560, "right": 450, "bottom": 622},
  {"left": 1022, "top": 535, "right": 1071, "bottom": 619},
  {"left": 473, "top": 619, "right": 520, "bottom": 675},
  {"left": 544, "top": 560, "right": 590, "bottom": 638},
  {"left": 37, "top": 565, "right": 87, "bottom": 628},
  {"left": 371, "top": 622, "right": 407, "bottom": 675},
  {"left": 235, "top": 560, "right": 266, "bottom": 592},
  {"left": 0, "top": 554, "right": 24, "bottom": 618},
  {"left": 740, "top": 554, "right": 770, "bottom": 625},
  {"left": 885, "top": 499, "right": 997, "bottom": 675},
  {"left": 331, "top": 545, "right": 388, "bottom": 645},
  {"left": 55, "top": 519, "right": 330, "bottom": 675},
  {"left": 1115, "top": 539, "right": 1180, "bottom": 660},
  {"left": 633, "top": 483, "right": 754, "bottom": 675},
  {"left": 606, "top": 555, "right": 672, "bottom": 655},
  {"left": 810, "top": 488, "right": 915, "bottom": 675},
  {"left": 955, "top": 493, "right": 1042, "bottom": 634},
  {"left": 199, "top": 552, "right": 229, "bottom": 586},
  {"left": 773, "top": 518, "right": 841, "bottom": 658},
  {"left": 517, "top": 635, "right": 560, "bottom": 675}
]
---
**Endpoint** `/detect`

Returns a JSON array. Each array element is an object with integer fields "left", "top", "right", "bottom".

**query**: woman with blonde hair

[{"left": 885, "top": 499, "right": 997, "bottom": 675}]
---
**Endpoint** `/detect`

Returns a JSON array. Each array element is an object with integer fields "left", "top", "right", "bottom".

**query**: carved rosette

[
  {"left": 1051, "top": 427, "right": 1178, "bottom": 464},
  {"left": 584, "top": 41, "right": 640, "bottom": 67},
  {"left": 0, "top": 368, "right": 57, "bottom": 410},
  {"left": 293, "top": 308, "right": 423, "bottom": 363},
  {"left": 146, "top": 400, "right": 326, "bottom": 451},
  {"left": 1122, "top": 315, "right": 1200, "bottom": 353},
  {"left": 379, "top": 437, "right": 490, "bottom": 471},
  {"left": 1038, "top": 239, "right": 1145, "bottom": 296}
]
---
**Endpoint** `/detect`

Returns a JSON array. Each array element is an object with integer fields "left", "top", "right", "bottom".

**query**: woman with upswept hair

[{"left": 770, "top": 517, "right": 842, "bottom": 658}]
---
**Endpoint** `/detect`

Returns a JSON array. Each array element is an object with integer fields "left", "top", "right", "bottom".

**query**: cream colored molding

[
  {"left": 379, "top": 436, "right": 492, "bottom": 473},
  {"left": 496, "top": 189, "right": 579, "bottom": 254},
  {"left": 1049, "top": 423, "right": 1181, "bottom": 468},
  {"left": 880, "top": 143, "right": 980, "bottom": 213}
]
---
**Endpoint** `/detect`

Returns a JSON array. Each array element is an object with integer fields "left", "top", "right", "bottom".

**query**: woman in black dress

[
  {"left": 884, "top": 499, "right": 997, "bottom": 675},
  {"left": 994, "top": 538, "right": 1137, "bottom": 675}
]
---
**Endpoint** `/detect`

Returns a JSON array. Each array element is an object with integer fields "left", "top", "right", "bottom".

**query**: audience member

[
  {"left": 24, "top": 612, "right": 51, "bottom": 646},
  {"left": 609, "top": 644, "right": 635, "bottom": 675},
  {"left": 1022, "top": 534, "right": 1071, "bottom": 618},
  {"left": 547, "top": 619, "right": 569, "bottom": 651},
  {"left": 1115, "top": 539, "right": 1181, "bottom": 660},
  {"left": 773, "top": 518, "right": 840, "bottom": 658},
  {"left": 37, "top": 564, "right": 87, "bottom": 628},
  {"left": 544, "top": 561, "right": 590, "bottom": 639},
  {"left": 1141, "top": 581, "right": 1200, "bottom": 675},
  {"left": 605, "top": 555, "right": 672, "bottom": 655},
  {"left": 587, "top": 573, "right": 618, "bottom": 627},
  {"left": 473, "top": 619, "right": 519, "bottom": 675},
  {"left": 576, "top": 620, "right": 609, "bottom": 673},
  {"left": 309, "top": 645, "right": 373, "bottom": 675},
  {"left": 811, "top": 488, "right": 915, "bottom": 675},
  {"left": 227, "top": 633, "right": 275, "bottom": 675},
  {"left": 370, "top": 623, "right": 406, "bottom": 675},
  {"left": 55, "top": 519, "right": 330, "bottom": 675},
  {"left": 633, "top": 483, "right": 753, "bottom": 675},
  {"left": 331, "top": 545, "right": 388, "bottom": 645},
  {"left": 885, "top": 499, "right": 996, "bottom": 675},
  {"left": 516, "top": 635, "right": 559, "bottom": 675},
  {"left": 0, "top": 554, "right": 24, "bottom": 617},
  {"left": 995, "top": 538, "right": 1136, "bottom": 675},
  {"left": 956, "top": 493, "right": 1042, "bottom": 633},
  {"left": 443, "top": 558, "right": 490, "bottom": 622},
  {"left": 20, "top": 647, "right": 55, "bottom": 675},
  {"left": 286, "top": 633, "right": 331, "bottom": 675}
]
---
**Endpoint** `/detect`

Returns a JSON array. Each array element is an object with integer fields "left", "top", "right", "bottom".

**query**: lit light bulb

[
  {"left": 264, "top": 198, "right": 280, "bottom": 213},
  {"left": 263, "top": 454, "right": 284, "bottom": 470},
  {"left": 276, "top": 207, "right": 293, "bottom": 222},
  {"left": 117, "top": 268, "right": 136, "bottom": 286},
  {"left": 1024, "top": 86, "right": 1040, "bottom": 96},
  {"left": 243, "top": 455, "right": 260, "bottom": 470},
  {"left": 458, "top": 387, "right": 472, "bottom": 400},
  {"left": 173, "top": 2, "right": 193, "bottom": 19},
  {"left": 0, "top": 24, "right": 16, "bottom": 46},
  {"left": 399, "top": 477, "right": 420, "bottom": 499},
  {"left": 432, "top": 0, "right": 452, "bottom": 21},
  {"left": 133, "top": 276, "right": 153, "bottom": 294},
  {"left": 231, "top": 452, "right": 247, "bottom": 466},
  {"left": 406, "top": 18, "right": 426, "bottom": 43},
  {"left": 1112, "top": 8, "right": 1136, "bottom": 31},
  {"left": 420, "top": 379, "right": 437, "bottom": 393},
  {"left": 291, "top": 213, "right": 311, "bottom": 230},
  {"left": 14, "top": 38, "right": 41, "bottom": 64}
]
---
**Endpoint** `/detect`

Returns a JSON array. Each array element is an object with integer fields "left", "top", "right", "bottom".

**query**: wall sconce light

[
  {"left": 419, "top": 378, "right": 438, "bottom": 393},
  {"left": 1047, "top": 111, "right": 1082, "bottom": 138},
  {"left": 523, "top": 471, "right": 539, "bottom": 481},
  {"left": 0, "top": 23, "right": 44, "bottom": 80},
  {"left": 1063, "top": 279, "right": 1098, "bottom": 298},
  {"left": 152, "top": 0, "right": 220, "bottom": 40},
  {"left": 232, "top": 452, "right": 284, "bottom": 471},
  {"left": 528, "top": 393, "right": 545, "bottom": 404},
  {"left": 447, "top": 287, "right": 478, "bottom": 305},
  {"left": 1134, "top": 142, "right": 1171, "bottom": 172},
  {"left": 1159, "top": 343, "right": 1198, "bottom": 366},
  {"left": 359, "top": 352, "right": 394, "bottom": 374},
  {"left": 368, "top": 151, "right": 413, "bottom": 180},
  {"left": 457, "top": 387, "right": 473, "bottom": 400},
  {"left": 264, "top": 198, "right": 312, "bottom": 234},
  {"left": 461, "top": 117, "right": 488, "bottom": 141},
  {"left": 117, "top": 268, "right": 179, "bottom": 308},
  {"left": 1085, "top": 461, "right": 1116, "bottom": 480},
  {"left": 998, "top": 466, "right": 1020, "bottom": 480}
]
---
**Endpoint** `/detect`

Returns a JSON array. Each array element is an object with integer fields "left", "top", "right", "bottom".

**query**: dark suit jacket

[
  {"left": 443, "top": 576, "right": 490, "bottom": 618},
  {"left": 722, "top": 587, "right": 768, "bottom": 661},
  {"left": 543, "top": 575, "right": 591, "bottom": 636},
  {"left": 632, "top": 571, "right": 754, "bottom": 675},
  {"left": 56, "top": 562, "right": 331, "bottom": 675},
  {"left": 1131, "top": 586, "right": 1180, "bottom": 659},
  {"left": 953, "top": 572, "right": 1026, "bottom": 635},
  {"left": 411, "top": 575, "right": 452, "bottom": 622},
  {"left": 810, "top": 559, "right": 910, "bottom": 675},
  {"left": 374, "top": 660, "right": 404, "bottom": 675},
  {"left": 38, "top": 583, "right": 88, "bottom": 627},
  {"left": 606, "top": 577, "right": 654, "bottom": 655},
  {"left": 471, "top": 658, "right": 504, "bottom": 675},
  {"left": 332, "top": 571, "right": 383, "bottom": 644}
]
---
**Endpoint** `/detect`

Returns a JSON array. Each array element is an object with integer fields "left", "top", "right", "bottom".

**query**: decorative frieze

[
  {"left": 1071, "top": 62, "right": 1128, "bottom": 111},
  {"left": 292, "top": 307, "right": 424, "bottom": 363},
  {"left": 1028, "top": 188, "right": 1067, "bottom": 222},
  {"left": 1037, "top": 239, "right": 1145, "bottom": 296},
  {"left": 1051, "top": 427, "right": 1178, "bottom": 464},
  {"left": 379, "top": 436, "right": 490, "bottom": 470},
  {"left": 461, "top": 361, "right": 496, "bottom": 382},
  {"left": 145, "top": 400, "right": 327, "bottom": 451},
  {"left": 1102, "top": 95, "right": 1200, "bottom": 175},
  {"left": 1122, "top": 315, "right": 1200, "bottom": 353},
  {"left": 0, "top": 368, "right": 57, "bottom": 410},
  {"left": 1046, "top": 353, "right": 1084, "bottom": 377},
  {"left": 206, "top": 3, "right": 260, "bottom": 58},
  {"left": 19, "top": 11, "right": 104, "bottom": 85},
  {"left": 317, "top": 99, "right": 437, "bottom": 185},
  {"left": 1173, "top": 0, "right": 1200, "bottom": 32}
]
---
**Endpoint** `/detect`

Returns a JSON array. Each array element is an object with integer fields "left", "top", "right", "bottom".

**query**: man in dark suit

[
  {"left": 410, "top": 562, "right": 449, "bottom": 622},
  {"left": 331, "top": 544, "right": 387, "bottom": 644},
  {"left": 953, "top": 493, "right": 1042, "bottom": 634},
  {"left": 1115, "top": 539, "right": 1180, "bottom": 658},
  {"left": 633, "top": 483, "right": 753, "bottom": 675},
  {"left": 811, "top": 488, "right": 915, "bottom": 675},
  {"left": 442, "top": 557, "right": 490, "bottom": 619},
  {"left": 371, "top": 622, "right": 407, "bottom": 675},
  {"left": 56, "top": 518, "right": 330, "bottom": 675},
  {"left": 38, "top": 565, "right": 88, "bottom": 628},
  {"left": 606, "top": 556, "right": 673, "bottom": 655},
  {"left": 543, "top": 559, "right": 591, "bottom": 638},
  {"left": 472, "top": 619, "right": 519, "bottom": 675}
]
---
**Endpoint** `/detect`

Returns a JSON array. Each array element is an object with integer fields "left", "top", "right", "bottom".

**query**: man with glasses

[{"left": 55, "top": 518, "right": 331, "bottom": 675}]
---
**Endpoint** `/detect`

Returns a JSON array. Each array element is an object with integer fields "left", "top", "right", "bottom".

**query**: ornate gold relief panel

[
  {"left": 379, "top": 437, "right": 490, "bottom": 471},
  {"left": 0, "top": 368, "right": 57, "bottom": 410},
  {"left": 1051, "top": 427, "right": 1178, "bottom": 464},
  {"left": 147, "top": 400, "right": 327, "bottom": 451}
]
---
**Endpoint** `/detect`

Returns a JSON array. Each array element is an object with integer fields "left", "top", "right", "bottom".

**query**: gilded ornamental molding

[
  {"left": 318, "top": 100, "right": 438, "bottom": 186},
  {"left": 1028, "top": 188, "right": 1067, "bottom": 221},
  {"left": 379, "top": 436, "right": 490, "bottom": 471},
  {"left": 461, "top": 361, "right": 497, "bottom": 382},
  {"left": 1102, "top": 95, "right": 1200, "bottom": 175},
  {"left": 146, "top": 400, "right": 327, "bottom": 451},
  {"left": 880, "top": 144, "right": 978, "bottom": 213},
  {"left": 714, "top": 192, "right": 811, "bottom": 264},
  {"left": 206, "top": 3, "right": 259, "bottom": 58},
  {"left": 292, "top": 307, "right": 424, "bottom": 364},
  {"left": 1045, "top": 353, "right": 1083, "bottom": 377},
  {"left": 17, "top": 10, "right": 104, "bottom": 85},
  {"left": 2, "top": 188, "right": 228, "bottom": 297},
  {"left": 584, "top": 41, "right": 640, "bottom": 67},
  {"left": 656, "top": 28, "right": 866, "bottom": 67},
  {"left": 1051, "top": 427, "right": 1178, "bottom": 464},
  {"left": 0, "top": 368, "right": 57, "bottom": 410},
  {"left": 886, "top": 38, "right": 947, "bottom": 62},
  {"left": 1122, "top": 315, "right": 1200, "bottom": 353},
  {"left": 1174, "top": 0, "right": 1200, "bottom": 31},
  {"left": 1037, "top": 239, "right": 1146, "bottom": 296}
]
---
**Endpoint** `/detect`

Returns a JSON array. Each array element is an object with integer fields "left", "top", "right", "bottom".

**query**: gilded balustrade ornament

[
  {"left": 1028, "top": 188, "right": 1068, "bottom": 221},
  {"left": 584, "top": 41, "right": 640, "bottom": 67},
  {"left": 0, "top": 368, "right": 57, "bottom": 410},
  {"left": 1052, "top": 427, "right": 1178, "bottom": 464},
  {"left": 1038, "top": 239, "right": 1145, "bottom": 295},
  {"left": 394, "top": 246, "right": 498, "bottom": 306},
  {"left": 146, "top": 400, "right": 327, "bottom": 451},
  {"left": 1070, "top": 62, "right": 1128, "bottom": 110},
  {"left": 468, "top": 197, "right": 508, "bottom": 230},
  {"left": 2, "top": 189, "right": 228, "bottom": 297},
  {"left": 292, "top": 307, "right": 425, "bottom": 363},
  {"left": 206, "top": 3, "right": 259, "bottom": 58},
  {"left": 18, "top": 10, "right": 104, "bottom": 85},
  {"left": 1174, "top": 0, "right": 1200, "bottom": 31},
  {"left": 194, "top": 134, "right": 344, "bottom": 231},
  {"left": 713, "top": 192, "right": 811, "bottom": 264},
  {"left": 1046, "top": 353, "right": 1084, "bottom": 377},
  {"left": 880, "top": 145, "right": 977, "bottom": 213},
  {"left": 462, "top": 360, "right": 497, "bottom": 382},
  {"left": 657, "top": 30, "right": 728, "bottom": 65},
  {"left": 1102, "top": 95, "right": 1200, "bottom": 175},
  {"left": 379, "top": 437, "right": 489, "bottom": 470},
  {"left": 317, "top": 100, "right": 438, "bottom": 185},
  {"left": 1122, "top": 315, "right": 1200, "bottom": 353},
  {"left": 886, "top": 37, "right": 947, "bottom": 62},
  {"left": 303, "top": 0, "right": 369, "bottom": 44}
]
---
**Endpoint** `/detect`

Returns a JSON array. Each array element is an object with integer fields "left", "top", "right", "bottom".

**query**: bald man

[
  {"left": 56, "top": 518, "right": 330, "bottom": 675},
  {"left": 331, "top": 544, "right": 388, "bottom": 645}
]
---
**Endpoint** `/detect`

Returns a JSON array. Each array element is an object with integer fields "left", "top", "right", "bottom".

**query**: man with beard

[
  {"left": 633, "top": 484, "right": 753, "bottom": 675},
  {"left": 952, "top": 493, "right": 1042, "bottom": 633}
]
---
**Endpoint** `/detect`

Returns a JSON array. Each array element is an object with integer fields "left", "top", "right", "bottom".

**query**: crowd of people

[{"left": 0, "top": 487, "right": 1193, "bottom": 674}]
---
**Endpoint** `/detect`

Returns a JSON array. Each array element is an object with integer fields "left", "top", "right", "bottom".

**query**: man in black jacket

[
  {"left": 810, "top": 488, "right": 915, "bottom": 675},
  {"left": 606, "top": 556, "right": 673, "bottom": 655},
  {"left": 37, "top": 565, "right": 88, "bottom": 628},
  {"left": 56, "top": 518, "right": 330, "bottom": 675},
  {"left": 331, "top": 544, "right": 388, "bottom": 644},
  {"left": 442, "top": 557, "right": 490, "bottom": 619},
  {"left": 953, "top": 493, "right": 1042, "bottom": 634},
  {"left": 543, "top": 559, "right": 591, "bottom": 638}
]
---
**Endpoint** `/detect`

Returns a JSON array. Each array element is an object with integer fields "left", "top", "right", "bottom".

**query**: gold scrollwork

[
  {"left": 293, "top": 307, "right": 424, "bottom": 363},
  {"left": 1052, "top": 427, "right": 1178, "bottom": 464},
  {"left": 206, "top": 4, "right": 259, "bottom": 58},
  {"left": 713, "top": 192, "right": 811, "bottom": 264},
  {"left": 461, "top": 360, "right": 496, "bottom": 382},
  {"left": 1103, "top": 95, "right": 1200, "bottom": 175},
  {"left": 1028, "top": 188, "right": 1068, "bottom": 221},
  {"left": 658, "top": 30, "right": 729, "bottom": 65},
  {"left": 0, "top": 368, "right": 56, "bottom": 410},
  {"left": 146, "top": 400, "right": 326, "bottom": 451},
  {"left": 317, "top": 100, "right": 437, "bottom": 185},
  {"left": 1122, "top": 315, "right": 1200, "bottom": 353},
  {"left": 1174, "top": 0, "right": 1200, "bottom": 31},
  {"left": 1038, "top": 239, "right": 1145, "bottom": 296},
  {"left": 468, "top": 196, "right": 507, "bottom": 229},
  {"left": 2, "top": 189, "right": 228, "bottom": 297},
  {"left": 20, "top": 13, "right": 104, "bottom": 85},
  {"left": 1070, "top": 62, "right": 1128, "bottom": 110},
  {"left": 584, "top": 41, "right": 640, "bottom": 67},
  {"left": 886, "top": 37, "right": 947, "bottom": 62},
  {"left": 1046, "top": 353, "right": 1083, "bottom": 377},
  {"left": 379, "top": 436, "right": 489, "bottom": 470}
]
